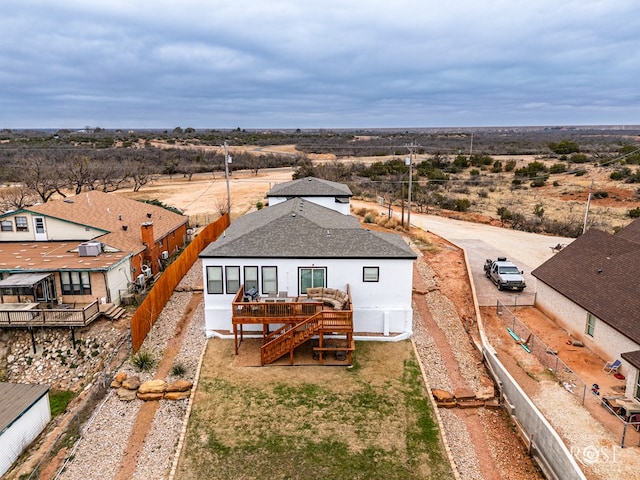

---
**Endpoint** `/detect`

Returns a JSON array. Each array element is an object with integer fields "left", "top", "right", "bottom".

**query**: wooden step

[{"left": 102, "top": 306, "right": 127, "bottom": 320}]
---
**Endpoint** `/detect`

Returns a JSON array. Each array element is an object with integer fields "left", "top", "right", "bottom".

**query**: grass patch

[
  {"left": 49, "top": 389, "right": 75, "bottom": 417},
  {"left": 177, "top": 339, "right": 453, "bottom": 479}
]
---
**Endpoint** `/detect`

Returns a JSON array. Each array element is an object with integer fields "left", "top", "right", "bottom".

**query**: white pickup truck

[{"left": 484, "top": 257, "right": 526, "bottom": 291}]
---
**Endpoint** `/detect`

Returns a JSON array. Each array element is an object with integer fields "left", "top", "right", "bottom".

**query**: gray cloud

[{"left": 1, "top": 0, "right": 639, "bottom": 128}]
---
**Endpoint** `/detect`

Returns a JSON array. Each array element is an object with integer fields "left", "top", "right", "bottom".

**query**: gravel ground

[
  {"left": 412, "top": 259, "right": 487, "bottom": 480},
  {"left": 55, "top": 249, "right": 525, "bottom": 480},
  {"left": 58, "top": 261, "right": 206, "bottom": 480}
]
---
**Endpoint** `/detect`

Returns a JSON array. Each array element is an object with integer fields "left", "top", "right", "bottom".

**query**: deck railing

[{"left": 0, "top": 300, "right": 101, "bottom": 327}]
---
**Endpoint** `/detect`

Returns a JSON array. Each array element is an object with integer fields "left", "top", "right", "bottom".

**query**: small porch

[{"left": 231, "top": 285, "right": 355, "bottom": 366}]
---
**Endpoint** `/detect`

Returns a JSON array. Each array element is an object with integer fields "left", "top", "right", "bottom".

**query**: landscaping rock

[
  {"left": 432, "top": 388, "right": 455, "bottom": 402},
  {"left": 138, "top": 379, "right": 167, "bottom": 394},
  {"left": 110, "top": 379, "right": 122, "bottom": 389},
  {"left": 115, "top": 372, "right": 127, "bottom": 383},
  {"left": 166, "top": 380, "right": 193, "bottom": 392},
  {"left": 137, "top": 392, "right": 164, "bottom": 401},
  {"left": 454, "top": 387, "right": 476, "bottom": 401},
  {"left": 116, "top": 387, "right": 138, "bottom": 401},
  {"left": 164, "top": 390, "right": 191, "bottom": 401},
  {"left": 122, "top": 375, "right": 141, "bottom": 390}
]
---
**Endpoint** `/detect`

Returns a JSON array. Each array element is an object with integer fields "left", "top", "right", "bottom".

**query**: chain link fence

[
  {"left": 496, "top": 299, "right": 588, "bottom": 405},
  {"left": 25, "top": 332, "right": 131, "bottom": 480}
]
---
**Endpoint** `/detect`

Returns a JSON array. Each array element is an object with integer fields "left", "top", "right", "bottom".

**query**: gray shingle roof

[
  {"left": 0, "top": 383, "right": 49, "bottom": 434},
  {"left": 531, "top": 228, "right": 640, "bottom": 344},
  {"left": 200, "top": 198, "right": 416, "bottom": 259},
  {"left": 266, "top": 177, "right": 352, "bottom": 198}
]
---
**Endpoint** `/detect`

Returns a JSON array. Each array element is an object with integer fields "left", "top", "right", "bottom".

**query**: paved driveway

[
  {"left": 353, "top": 201, "right": 575, "bottom": 307},
  {"left": 410, "top": 212, "right": 574, "bottom": 306}
]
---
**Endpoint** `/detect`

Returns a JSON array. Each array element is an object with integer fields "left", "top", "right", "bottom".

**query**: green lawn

[{"left": 176, "top": 339, "right": 454, "bottom": 480}]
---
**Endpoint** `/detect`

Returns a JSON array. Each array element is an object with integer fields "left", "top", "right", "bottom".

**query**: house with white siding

[
  {"left": 200, "top": 178, "right": 416, "bottom": 351},
  {"left": 266, "top": 176, "right": 352, "bottom": 215}
]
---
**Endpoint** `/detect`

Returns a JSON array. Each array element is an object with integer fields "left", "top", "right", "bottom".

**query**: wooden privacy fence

[{"left": 131, "top": 214, "right": 229, "bottom": 352}]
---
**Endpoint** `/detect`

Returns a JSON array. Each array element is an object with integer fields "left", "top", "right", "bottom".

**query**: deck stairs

[
  {"left": 101, "top": 304, "right": 127, "bottom": 320},
  {"left": 260, "top": 313, "right": 322, "bottom": 365}
]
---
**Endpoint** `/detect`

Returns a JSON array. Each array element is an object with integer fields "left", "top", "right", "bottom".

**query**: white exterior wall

[
  {"left": 535, "top": 281, "right": 639, "bottom": 375},
  {"left": 105, "top": 258, "right": 133, "bottom": 305},
  {"left": 268, "top": 196, "right": 350, "bottom": 215},
  {"left": 0, "top": 393, "right": 51, "bottom": 477},
  {"left": 0, "top": 213, "right": 102, "bottom": 242},
  {"left": 202, "top": 257, "right": 413, "bottom": 337}
]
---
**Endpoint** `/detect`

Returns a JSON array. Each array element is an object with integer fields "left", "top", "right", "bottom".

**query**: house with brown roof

[
  {"left": 0, "top": 190, "right": 188, "bottom": 309},
  {"left": 531, "top": 222, "right": 640, "bottom": 400}
]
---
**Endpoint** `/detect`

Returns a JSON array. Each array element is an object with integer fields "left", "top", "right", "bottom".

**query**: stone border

[
  {"left": 411, "top": 338, "right": 462, "bottom": 480},
  {"left": 167, "top": 329, "right": 209, "bottom": 479}
]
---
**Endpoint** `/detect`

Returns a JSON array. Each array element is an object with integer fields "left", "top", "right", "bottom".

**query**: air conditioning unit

[
  {"left": 161, "top": 250, "right": 169, "bottom": 260},
  {"left": 78, "top": 241, "right": 102, "bottom": 257},
  {"left": 141, "top": 265, "right": 152, "bottom": 277},
  {"left": 136, "top": 274, "right": 146, "bottom": 287}
]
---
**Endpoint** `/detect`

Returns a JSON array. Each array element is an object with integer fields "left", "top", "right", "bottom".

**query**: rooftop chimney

[{"left": 140, "top": 222, "right": 159, "bottom": 275}]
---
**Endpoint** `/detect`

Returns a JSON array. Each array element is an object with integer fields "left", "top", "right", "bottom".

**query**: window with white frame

[
  {"left": 363, "top": 266, "right": 379, "bottom": 282},
  {"left": 635, "top": 372, "right": 640, "bottom": 401},
  {"left": 225, "top": 266, "right": 240, "bottom": 294},
  {"left": 60, "top": 271, "right": 91, "bottom": 295},
  {"left": 261, "top": 266, "right": 278, "bottom": 295},
  {"left": 15, "top": 216, "right": 28, "bottom": 232},
  {"left": 1, "top": 220, "right": 12, "bottom": 232},
  {"left": 586, "top": 313, "right": 596, "bottom": 337},
  {"left": 206, "top": 266, "right": 223, "bottom": 294}
]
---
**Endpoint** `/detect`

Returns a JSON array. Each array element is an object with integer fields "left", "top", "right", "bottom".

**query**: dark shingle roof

[
  {"left": 200, "top": 198, "right": 416, "bottom": 259},
  {"left": 616, "top": 217, "right": 640, "bottom": 243},
  {"left": 266, "top": 177, "right": 352, "bottom": 198},
  {"left": 531, "top": 228, "right": 640, "bottom": 344},
  {"left": 621, "top": 350, "right": 640, "bottom": 370}
]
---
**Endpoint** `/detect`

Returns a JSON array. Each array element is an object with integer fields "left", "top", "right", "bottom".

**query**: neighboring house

[
  {"left": 266, "top": 176, "right": 353, "bottom": 215},
  {"left": 200, "top": 182, "right": 416, "bottom": 341},
  {"left": 0, "top": 190, "right": 188, "bottom": 308},
  {"left": 0, "top": 383, "right": 50, "bottom": 477},
  {"left": 531, "top": 224, "right": 640, "bottom": 400}
]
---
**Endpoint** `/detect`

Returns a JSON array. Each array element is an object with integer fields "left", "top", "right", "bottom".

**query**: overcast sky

[{"left": 1, "top": 1, "right": 639, "bottom": 129}]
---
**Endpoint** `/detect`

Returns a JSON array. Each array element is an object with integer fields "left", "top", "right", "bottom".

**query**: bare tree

[
  {"left": 0, "top": 185, "right": 37, "bottom": 211},
  {"left": 17, "top": 153, "right": 68, "bottom": 202},
  {"left": 214, "top": 197, "right": 229, "bottom": 216},
  {"left": 126, "top": 158, "right": 159, "bottom": 192},
  {"left": 95, "top": 151, "right": 129, "bottom": 192}
]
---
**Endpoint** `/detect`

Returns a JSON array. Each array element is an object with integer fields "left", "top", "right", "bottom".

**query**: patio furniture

[{"left": 603, "top": 359, "right": 622, "bottom": 374}]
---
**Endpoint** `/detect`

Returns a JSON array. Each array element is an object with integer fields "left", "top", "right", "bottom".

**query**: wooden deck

[
  {"left": 231, "top": 286, "right": 354, "bottom": 365},
  {"left": 0, "top": 300, "right": 102, "bottom": 328}
]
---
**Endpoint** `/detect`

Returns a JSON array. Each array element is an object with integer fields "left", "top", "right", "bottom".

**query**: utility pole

[
  {"left": 406, "top": 142, "right": 415, "bottom": 229},
  {"left": 583, "top": 178, "right": 594, "bottom": 234},
  {"left": 222, "top": 142, "right": 231, "bottom": 215}
]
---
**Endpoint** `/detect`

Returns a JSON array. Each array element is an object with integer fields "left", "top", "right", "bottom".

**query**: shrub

[
  {"left": 593, "top": 191, "right": 609, "bottom": 199},
  {"left": 171, "top": 362, "right": 187, "bottom": 376},
  {"left": 549, "top": 163, "right": 567, "bottom": 174},
  {"left": 256, "top": 201, "right": 264, "bottom": 210},
  {"left": 530, "top": 177, "right": 548, "bottom": 187},
  {"left": 504, "top": 160, "right": 517, "bottom": 172},
  {"left": 628, "top": 207, "right": 640, "bottom": 218},
  {"left": 132, "top": 350, "right": 155, "bottom": 371},
  {"left": 455, "top": 198, "right": 471, "bottom": 212}
]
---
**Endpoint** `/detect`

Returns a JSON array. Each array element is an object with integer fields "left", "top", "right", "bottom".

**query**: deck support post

[{"left": 29, "top": 327, "right": 36, "bottom": 354}]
